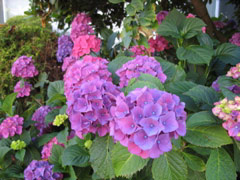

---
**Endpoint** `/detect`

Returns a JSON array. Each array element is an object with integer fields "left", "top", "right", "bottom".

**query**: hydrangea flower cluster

[
  {"left": 24, "top": 160, "right": 63, "bottom": 180},
  {"left": 212, "top": 97, "right": 240, "bottom": 141},
  {"left": 186, "top": 13, "right": 206, "bottom": 33},
  {"left": 230, "top": 32, "right": 240, "bottom": 46},
  {"left": 64, "top": 55, "right": 112, "bottom": 101},
  {"left": 11, "top": 140, "right": 26, "bottom": 150},
  {"left": 130, "top": 45, "right": 148, "bottom": 57},
  {"left": 14, "top": 80, "right": 32, "bottom": 98},
  {"left": 156, "top": 11, "right": 168, "bottom": 24},
  {"left": 11, "top": 56, "right": 38, "bottom": 78},
  {"left": 62, "top": 56, "right": 78, "bottom": 71},
  {"left": 56, "top": 35, "right": 73, "bottom": 63},
  {"left": 71, "top": 35, "right": 101, "bottom": 58},
  {"left": 116, "top": 55, "right": 167, "bottom": 88},
  {"left": 41, "top": 137, "right": 64, "bottom": 159},
  {"left": 148, "top": 35, "right": 170, "bottom": 52},
  {"left": 214, "top": 21, "right": 226, "bottom": 29},
  {"left": 32, "top": 106, "right": 52, "bottom": 136},
  {"left": 110, "top": 87, "right": 187, "bottom": 158},
  {"left": 0, "top": 115, "right": 24, "bottom": 138},
  {"left": 53, "top": 114, "right": 68, "bottom": 127},
  {"left": 226, "top": 63, "right": 240, "bottom": 79},
  {"left": 67, "top": 79, "right": 120, "bottom": 138}
]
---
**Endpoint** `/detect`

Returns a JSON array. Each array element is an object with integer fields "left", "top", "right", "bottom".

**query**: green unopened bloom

[
  {"left": 53, "top": 114, "right": 68, "bottom": 126},
  {"left": 84, "top": 140, "right": 92, "bottom": 149},
  {"left": 11, "top": 140, "right": 26, "bottom": 150}
]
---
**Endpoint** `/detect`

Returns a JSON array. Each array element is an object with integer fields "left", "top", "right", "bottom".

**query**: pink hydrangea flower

[
  {"left": 110, "top": 87, "right": 187, "bottom": 158},
  {"left": 156, "top": 11, "right": 168, "bottom": 24},
  {"left": 71, "top": 35, "right": 101, "bottom": 58},
  {"left": 116, "top": 55, "right": 167, "bottom": 88},
  {"left": 62, "top": 56, "right": 78, "bottom": 71},
  {"left": 230, "top": 32, "right": 240, "bottom": 46},
  {"left": 71, "top": 13, "right": 92, "bottom": 28},
  {"left": 148, "top": 35, "right": 170, "bottom": 52},
  {"left": 41, "top": 137, "right": 64, "bottom": 159},
  {"left": 130, "top": 45, "right": 147, "bottom": 57},
  {"left": 226, "top": 63, "right": 240, "bottom": 79},
  {"left": 202, "top": 27, "right": 206, "bottom": 33},
  {"left": 11, "top": 56, "right": 38, "bottom": 79},
  {"left": 0, "top": 115, "right": 24, "bottom": 138},
  {"left": 14, "top": 80, "right": 32, "bottom": 98}
]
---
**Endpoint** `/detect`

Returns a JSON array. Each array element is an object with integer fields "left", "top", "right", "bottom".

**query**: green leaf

[
  {"left": 125, "top": 80, "right": 158, "bottom": 95},
  {"left": 0, "top": 147, "right": 11, "bottom": 164},
  {"left": 233, "top": 141, "right": 240, "bottom": 172},
  {"left": 1, "top": 93, "right": 17, "bottom": 116},
  {"left": 46, "top": 94, "right": 66, "bottom": 105},
  {"left": 47, "top": 80, "right": 64, "bottom": 99},
  {"left": 112, "top": 143, "right": 149, "bottom": 177},
  {"left": 131, "top": 0, "right": 143, "bottom": 12},
  {"left": 90, "top": 136, "right": 115, "bottom": 179},
  {"left": 184, "top": 125, "right": 232, "bottom": 148},
  {"left": 15, "top": 149, "right": 26, "bottom": 162},
  {"left": 182, "top": 152, "right": 206, "bottom": 172},
  {"left": 152, "top": 151, "right": 188, "bottom": 180},
  {"left": 197, "top": 33, "right": 213, "bottom": 48},
  {"left": 62, "top": 144, "right": 89, "bottom": 167},
  {"left": 20, "top": 130, "right": 31, "bottom": 145},
  {"left": 187, "top": 168, "right": 206, "bottom": 180},
  {"left": 122, "top": 30, "right": 133, "bottom": 49},
  {"left": 166, "top": 81, "right": 197, "bottom": 95},
  {"left": 188, "top": 145, "right": 212, "bottom": 156},
  {"left": 108, "top": 0, "right": 124, "bottom": 4},
  {"left": 126, "top": 4, "right": 136, "bottom": 16},
  {"left": 34, "top": 72, "right": 49, "bottom": 88},
  {"left": 45, "top": 108, "right": 59, "bottom": 124},
  {"left": 215, "top": 43, "right": 240, "bottom": 65},
  {"left": 206, "top": 148, "right": 236, "bottom": 180},
  {"left": 57, "top": 127, "right": 68, "bottom": 144},
  {"left": 138, "top": 73, "right": 165, "bottom": 90},
  {"left": 139, "top": 4, "right": 156, "bottom": 26},
  {"left": 49, "top": 144, "right": 64, "bottom": 165},
  {"left": 177, "top": 45, "right": 214, "bottom": 65},
  {"left": 36, "top": 132, "right": 58, "bottom": 147},
  {"left": 181, "top": 18, "right": 206, "bottom": 39},
  {"left": 107, "top": 32, "right": 118, "bottom": 50},
  {"left": 59, "top": 105, "right": 67, "bottom": 114}
]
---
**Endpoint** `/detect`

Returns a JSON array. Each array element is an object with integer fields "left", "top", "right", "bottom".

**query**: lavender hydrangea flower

[
  {"left": 62, "top": 56, "right": 78, "bottom": 71},
  {"left": 110, "top": 87, "right": 187, "bottom": 159},
  {"left": 116, "top": 56, "right": 167, "bottom": 88},
  {"left": 11, "top": 56, "right": 38, "bottom": 78},
  {"left": 56, "top": 35, "right": 73, "bottom": 63},
  {"left": 0, "top": 115, "right": 24, "bottom": 138},
  {"left": 14, "top": 80, "right": 32, "bottom": 98},
  {"left": 24, "top": 160, "right": 63, "bottom": 180},
  {"left": 32, "top": 106, "right": 52, "bottom": 136}
]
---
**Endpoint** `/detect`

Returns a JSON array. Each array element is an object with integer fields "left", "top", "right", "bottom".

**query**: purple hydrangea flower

[
  {"left": 56, "top": 35, "right": 73, "bottom": 63},
  {"left": 230, "top": 32, "right": 240, "bottom": 46},
  {"left": 14, "top": 80, "right": 32, "bottom": 98},
  {"left": 32, "top": 106, "right": 52, "bottom": 136},
  {"left": 212, "top": 77, "right": 240, "bottom": 94},
  {"left": 67, "top": 79, "right": 120, "bottom": 139},
  {"left": 116, "top": 55, "right": 167, "bottom": 88},
  {"left": 62, "top": 56, "right": 78, "bottom": 71},
  {"left": 110, "top": 87, "right": 187, "bottom": 159},
  {"left": 0, "top": 115, "right": 24, "bottom": 138},
  {"left": 156, "top": 11, "right": 168, "bottom": 24},
  {"left": 11, "top": 56, "right": 38, "bottom": 78},
  {"left": 24, "top": 160, "right": 63, "bottom": 180}
]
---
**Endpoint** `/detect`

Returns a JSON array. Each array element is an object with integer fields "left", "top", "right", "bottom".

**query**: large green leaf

[
  {"left": 152, "top": 151, "right": 188, "bottom": 180},
  {"left": 108, "top": 0, "right": 124, "bottom": 3},
  {"left": 177, "top": 45, "right": 214, "bottom": 65},
  {"left": 62, "top": 144, "right": 89, "bottom": 167},
  {"left": 47, "top": 80, "right": 64, "bottom": 99},
  {"left": 112, "top": 143, "right": 149, "bottom": 177},
  {"left": 206, "top": 148, "right": 236, "bottom": 180},
  {"left": 124, "top": 80, "right": 158, "bottom": 95},
  {"left": 1, "top": 93, "right": 17, "bottom": 116},
  {"left": 90, "top": 136, "right": 115, "bottom": 179},
  {"left": 131, "top": 0, "right": 143, "bottom": 12},
  {"left": 139, "top": 3, "right": 156, "bottom": 26},
  {"left": 0, "top": 147, "right": 11, "bottom": 164},
  {"left": 122, "top": 30, "right": 132, "bottom": 48},
  {"left": 233, "top": 141, "right": 240, "bottom": 172},
  {"left": 197, "top": 33, "right": 213, "bottom": 48},
  {"left": 187, "top": 168, "right": 206, "bottom": 180},
  {"left": 182, "top": 152, "right": 205, "bottom": 172},
  {"left": 184, "top": 125, "right": 232, "bottom": 148},
  {"left": 166, "top": 81, "right": 197, "bottom": 95},
  {"left": 49, "top": 144, "right": 64, "bottom": 165},
  {"left": 57, "top": 127, "right": 69, "bottom": 144},
  {"left": 45, "top": 108, "right": 59, "bottom": 124},
  {"left": 107, "top": 32, "right": 118, "bottom": 50},
  {"left": 36, "top": 132, "right": 58, "bottom": 147},
  {"left": 126, "top": 4, "right": 136, "bottom": 16},
  {"left": 181, "top": 18, "right": 206, "bottom": 39},
  {"left": 138, "top": 73, "right": 165, "bottom": 90}
]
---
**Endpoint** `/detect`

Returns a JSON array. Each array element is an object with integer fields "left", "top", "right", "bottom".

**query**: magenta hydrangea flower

[
  {"left": 67, "top": 79, "right": 120, "bottom": 139},
  {"left": 11, "top": 56, "right": 38, "bottom": 78},
  {"left": 110, "top": 87, "right": 187, "bottom": 158},
  {"left": 71, "top": 35, "right": 101, "bottom": 58},
  {"left": 227, "top": 63, "right": 240, "bottom": 79},
  {"left": 64, "top": 55, "right": 112, "bottom": 101},
  {"left": 62, "top": 56, "right": 78, "bottom": 71},
  {"left": 230, "top": 32, "right": 240, "bottom": 46},
  {"left": 116, "top": 55, "right": 167, "bottom": 88},
  {"left": 41, "top": 137, "right": 64, "bottom": 159},
  {"left": 148, "top": 35, "right": 170, "bottom": 52},
  {"left": 24, "top": 160, "right": 63, "bottom": 180},
  {"left": 14, "top": 80, "right": 32, "bottom": 98},
  {"left": 0, "top": 115, "right": 24, "bottom": 138},
  {"left": 32, "top": 106, "right": 52, "bottom": 136},
  {"left": 214, "top": 21, "right": 226, "bottom": 29},
  {"left": 156, "top": 11, "right": 168, "bottom": 24},
  {"left": 130, "top": 45, "right": 147, "bottom": 57},
  {"left": 56, "top": 35, "right": 73, "bottom": 63}
]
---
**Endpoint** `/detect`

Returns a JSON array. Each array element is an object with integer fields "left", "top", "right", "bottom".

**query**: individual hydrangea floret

[
  {"left": 11, "top": 56, "right": 38, "bottom": 78},
  {"left": 62, "top": 56, "right": 78, "bottom": 71},
  {"left": 0, "top": 115, "right": 24, "bottom": 138},
  {"left": 226, "top": 63, "right": 240, "bottom": 79},
  {"left": 24, "top": 160, "right": 63, "bottom": 180},
  {"left": 32, "top": 106, "right": 52, "bottom": 136},
  {"left": 110, "top": 87, "right": 187, "bottom": 158},
  {"left": 11, "top": 140, "right": 26, "bottom": 150},
  {"left": 214, "top": 21, "right": 226, "bottom": 29},
  {"left": 148, "top": 35, "right": 170, "bottom": 52},
  {"left": 212, "top": 97, "right": 240, "bottom": 141},
  {"left": 56, "top": 35, "right": 73, "bottom": 63},
  {"left": 53, "top": 114, "right": 68, "bottom": 127},
  {"left": 230, "top": 32, "right": 240, "bottom": 46},
  {"left": 71, "top": 35, "right": 101, "bottom": 58},
  {"left": 116, "top": 55, "right": 167, "bottom": 88},
  {"left": 156, "top": 11, "right": 168, "bottom": 24},
  {"left": 41, "top": 137, "right": 64, "bottom": 159},
  {"left": 64, "top": 55, "right": 112, "bottom": 101},
  {"left": 14, "top": 80, "right": 32, "bottom": 98},
  {"left": 67, "top": 79, "right": 120, "bottom": 138}
]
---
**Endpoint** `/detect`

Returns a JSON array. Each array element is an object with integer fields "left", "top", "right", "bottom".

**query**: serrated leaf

[
  {"left": 57, "top": 127, "right": 68, "bottom": 144},
  {"left": 0, "top": 147, "right": 11, "bottom": 164},
  {"left": 181, "top": 18, "right": 206, "bottom": 39},
  {"left": 233, "top": 141, "right": 240, "bottom": 172},
  {"left": 126, "top": 4, "right": 136, "bottom": 16},
  {"left": 34, "top": 72, "right": 48, "bottom": 88},
  {"left": 20, "top": 130, "right": 31, "bottom": 145},
  {"left": 197, "top": 33, "right": 213, "bottom": 48},
  {"left": 187, "top": 168, "right": 206, "bottom": 180},
  {"left": 112, "top": 143, "right": 149, "bottom": 177},
  {"left": 1, "top": 93, "right": 17, "bottom": 116},
  {"left": 138, "top": 73, "right": 165, "bottom": 90},
  {"left": 206, "top": 148, "right": 236, "bottom": 180},
  {"left": 152, "top": 151, "right": 188, "bottom": 180},
  {"left": 49, "top": 144, "right": 64, "bottom": 165},
  {"left": 184, "top": 125, "right": 232, "bottom": 148},
  {"left": 123, "top": 30, "right": 133, "bottom": 49},
  {"left": 36, "top": 132, "right": 58, "bottom": 147},
  {"left": 47, "top": 80, "right": 64, "bottom": 99},
  {"left": 166, "top": 81, "right": 197, "bottom": 95},
  {"left": 107, "top": 32, "right": 118, "bottom": 50},
  {"left": 45, "top": 109, "right": 59, "bottom": 124},
  {"left": 182, "top": 152, "right": 206, "bottom": 172},
  {"left": 15, "top": 149, "right": 26, "bottom": 162},
  {"left": 131, "top": 0, "right": 143, "bottom": 12},
  {"left": 46, "top": 94, "right": 66, "bottom": 105}
]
